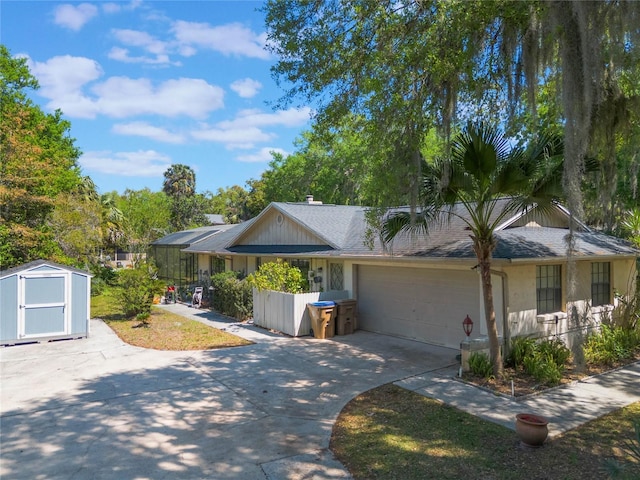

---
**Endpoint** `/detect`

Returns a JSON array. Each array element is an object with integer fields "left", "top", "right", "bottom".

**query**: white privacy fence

[{"left": 252, "top": 289, "right": 350, "bottom": 336}]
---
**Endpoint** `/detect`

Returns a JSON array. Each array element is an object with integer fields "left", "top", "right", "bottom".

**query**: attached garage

[
  {"left": 356, "top": 264, "right": 481, "bottom": 348},
  {"left": 1, "top": 260, "right": 92, "bottom": 345}
]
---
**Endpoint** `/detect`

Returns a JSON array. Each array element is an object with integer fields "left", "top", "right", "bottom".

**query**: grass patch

[
  {"left": 91, "top": 293, "right": 252, "bottom": 351},
  {"left": 91, "top": 292, "right": 126, "bottom": 321},
  {"left": 331, "top": 384, "right": 640, "bottom": 480}
]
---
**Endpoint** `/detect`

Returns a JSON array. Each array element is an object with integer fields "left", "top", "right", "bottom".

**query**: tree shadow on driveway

[{"left": 1, "top": 332, "right": 458, "bottom": 479}]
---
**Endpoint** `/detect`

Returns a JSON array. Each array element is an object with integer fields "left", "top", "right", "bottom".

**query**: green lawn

[
  {"left": 91, "top": 292, "right": 252, "bottom": 350},
  {"left": 331, "top": 384, "right": 640, "bottom": 480}
]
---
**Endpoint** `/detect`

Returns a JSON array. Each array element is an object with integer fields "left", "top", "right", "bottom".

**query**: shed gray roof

[
  {"left": 181, "top": 201, "right": 638, "bottom": 262},
  {"left": 0, "top": 259, "right": 92, "bottom": 279}
]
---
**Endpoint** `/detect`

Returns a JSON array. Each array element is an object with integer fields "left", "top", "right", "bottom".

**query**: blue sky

[{"left": 2, "top": 0, "right": 312, "bottom": 195}]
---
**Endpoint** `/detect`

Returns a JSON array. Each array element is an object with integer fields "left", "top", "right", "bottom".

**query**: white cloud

[
  {"left": 172, "top": 21, "right": 270, "bottom": 59},
  {"left": 28, "top": 55, "right": 225, "bottom": 119},
  {"left": 230, "top": 78, "right": 262, "bottom": 98},
  {"left": 53, "top": 3, "right": 98, "bottom": 31},
  {"left": 191, "top": 126, "right": 274, "bottom": 149},
  {"left": 28, "top": 55, "right": 103, "bottom": 118},
  {"left": 109, "top": 29, "right": 178, "bottom": 65},
  {"left": 236, "top": 147, "right": 288, "bottom": 163},
  {"left": 102, "top": 1, "right": 141, "bottom": 14},
  {"left": 107, "top": 47, "right": 174, "bottom": 65},
  {"left": 217, "top": 107, "right": 312, "bottom": 129},
  {"left": 92, "top": 77, "right": 224, "bottom": 118},
  {"left": 112, "top": 121, "right": 185, "bottom": 144},
  {"left": 80, "top": 150, "right": 172, "bottom": 177},
  {"left": 191, "top": 107, "right": 310, "bottom": 150},
  {"left": 102, "top": 3, "right": 121, "bottom": 14},
  {"left": 112, "top": 28, "right": 168, "bottom": 55}
]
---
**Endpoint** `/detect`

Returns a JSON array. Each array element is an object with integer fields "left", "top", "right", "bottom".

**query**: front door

[{"left": 18, "top": 273, "right": 69, "bottom": 339}]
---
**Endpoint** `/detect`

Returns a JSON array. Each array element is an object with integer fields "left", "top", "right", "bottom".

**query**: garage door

[{"left": 356, "top": 265, "right": 480, "bottom": 348}]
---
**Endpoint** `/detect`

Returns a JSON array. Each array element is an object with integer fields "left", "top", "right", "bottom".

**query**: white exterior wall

[
  {"left": 504, "top": 257, "right": 638, "bottom": 347},
  {"left": 309, "top": 258, "right": 328, "bottom": 292},
  {"left": 613, "top": 258, "right": 637, "bottom": 297},
  {"left": 197, "top": 254, "right": 209, "bottom": 280},
  {"left": 343, "top": 261, "right": 355, "bottom": 298},
  {"left": 232, "top": 256, "right": 247, "bottom": 275}
]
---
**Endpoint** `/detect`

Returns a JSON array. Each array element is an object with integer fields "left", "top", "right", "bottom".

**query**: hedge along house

[
  {"left": 0, "top": 260, "right": 92, "bottom": 345},
  {"left": 149, "top": 224, "right": 236, "bottom": 289},
  {"left": 182, "top": 198, "right": 638, "bottom": 350}
]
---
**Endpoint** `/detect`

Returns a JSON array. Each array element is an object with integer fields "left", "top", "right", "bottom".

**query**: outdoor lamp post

[{"left": 463, "top": 314, "right": 473, "bottom": 337}]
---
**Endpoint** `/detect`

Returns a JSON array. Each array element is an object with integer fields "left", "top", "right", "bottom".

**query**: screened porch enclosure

[{"left": 149, "top": 244, "right": 198, "bottom": 289}]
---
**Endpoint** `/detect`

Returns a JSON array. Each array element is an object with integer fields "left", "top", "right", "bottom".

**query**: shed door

[{"left": 18, "top": 273, "right": 69, "bottom": 339}]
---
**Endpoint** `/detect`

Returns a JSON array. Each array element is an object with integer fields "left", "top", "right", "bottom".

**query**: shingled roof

[
  {"left": 181, "top": 201, "right": 638, "bottom": 261},
  {"left": 151, "top": 224, "right": 236, "bottom": 247}
]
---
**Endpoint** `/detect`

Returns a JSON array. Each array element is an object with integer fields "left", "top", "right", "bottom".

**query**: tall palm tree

[
  {"left": 100, "top": 192, "right": 125, "bottom": 261},
  {"left": 382, "top": 123, "right": 565, "bottom": 377},
  {"left": 162, "top": 164, "right": 196, "bottom": 199},
  {"left": 162, "top": 164, "right": 198, "bottom": 232}
]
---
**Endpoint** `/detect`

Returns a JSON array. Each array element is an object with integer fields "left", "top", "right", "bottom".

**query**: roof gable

[
  {"left": 226, "top": 202, "right": 367, "bottom": 250},
  {"left": 497, "top": 203, "right": 590, "bottom": 231},
  {"left": 229, "top": 204, "right": 331, "bottom": 248},
  {"left": 0, "top": 260, "right": 92, "bottom": 279}
]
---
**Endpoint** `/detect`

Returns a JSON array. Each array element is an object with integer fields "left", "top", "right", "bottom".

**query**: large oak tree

[{"left": 0, "top": 45, "right": 88, "bottom": 268}]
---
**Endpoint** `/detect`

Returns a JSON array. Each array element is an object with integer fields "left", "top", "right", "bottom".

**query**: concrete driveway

[{"left": 0, "top": 315, "right": 457, "bottom": 479}]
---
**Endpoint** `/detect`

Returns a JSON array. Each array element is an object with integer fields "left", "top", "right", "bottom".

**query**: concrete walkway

[
  {"left": 1, "top": 303, "right": 638, "bottom": 479},
  {"left": 396, "top": 360, "right": 640, "bottom": 438}
]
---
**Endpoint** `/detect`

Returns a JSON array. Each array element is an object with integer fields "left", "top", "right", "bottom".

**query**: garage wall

[{"left": 356, "top": 264, "right": 480, "bottom": 348}]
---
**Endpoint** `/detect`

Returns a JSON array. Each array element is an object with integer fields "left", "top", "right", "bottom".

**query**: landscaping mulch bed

[{"left": 462, "top": 351, "right": 640, "bottom": 398}]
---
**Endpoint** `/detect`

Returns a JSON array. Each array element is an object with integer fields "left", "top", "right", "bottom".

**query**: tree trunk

[{"left": 475, "top": 240, "right": 503, "bottom": 378}]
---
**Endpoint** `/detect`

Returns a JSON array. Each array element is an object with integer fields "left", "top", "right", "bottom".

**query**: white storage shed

[{"left": 0, "top": 260, "right": 92, "bottom": 345}]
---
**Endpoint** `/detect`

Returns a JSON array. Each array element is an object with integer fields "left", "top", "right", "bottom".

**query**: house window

[
  {"left": 591, "top": 262, "right": 611, "bottom": 307},
  {"left": 329, "top": 263, "right": 344, "bottom": 290},
  {"left": 536, "top": 265, "right": 562, "bottom": 314},
  {"left": 210, "top": 256, "right": 225, "bottom": 275}
]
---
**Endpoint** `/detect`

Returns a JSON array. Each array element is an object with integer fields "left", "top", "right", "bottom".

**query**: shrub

[
  {"left": 211, "top": 271, "right": 253, "bottom": 320},
  {"left": 114, "top": 262, "right": 164, "bottom": 318},
  {"left": 507, "top": 336, "right": 569, "bottom": 386},
  {"left": 91, "top": 277, "right": 108, "bottom": 297},
  {"left": 246, "top": 260, "right": 307, "bottom": 293},
  {"left": 90, "top": 264, "right": 118, "bottom": 296},
  {"left": 523, "top": 353, "right": 563, "bottom": 386},
  {"left": 468, "top": 352, "right": 493, "bottom": 378},
  {"left": 537, "top": 337, "right": 571, "bottom": 367},
  {"left": 506, "top": 336, "right": 537, "bottom": 369},
  {"left": 584, "top": 324, "right": 640, "bottom": 366}
]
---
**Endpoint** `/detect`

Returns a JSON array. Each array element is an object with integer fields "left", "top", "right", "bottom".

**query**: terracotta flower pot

[{"left": 515, "top": 413, "right": 549, "bottom": 448}]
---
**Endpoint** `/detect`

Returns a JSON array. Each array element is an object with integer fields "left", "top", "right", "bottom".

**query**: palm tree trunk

[{"left": 475, "top": 240, "right": 503, "bottom": 378}]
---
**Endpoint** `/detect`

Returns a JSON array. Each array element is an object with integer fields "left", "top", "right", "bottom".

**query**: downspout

[{"left": 490, "top": 269, "right": 510, "bottom": 358}]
